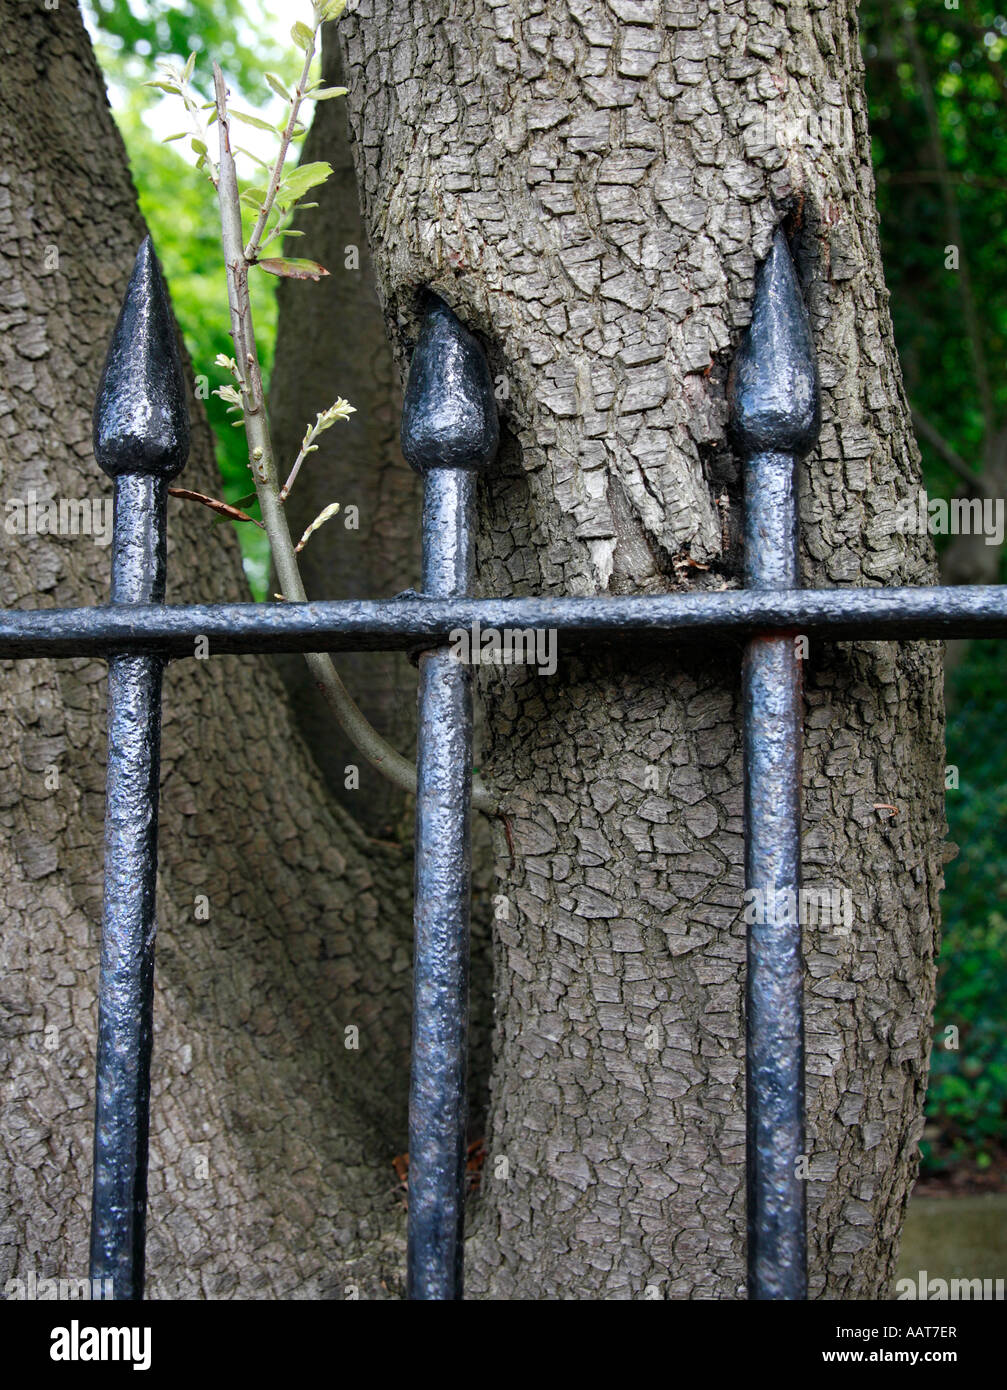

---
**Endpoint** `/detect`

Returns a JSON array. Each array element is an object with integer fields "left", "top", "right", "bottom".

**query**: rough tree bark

[
  {"left": 326, "top": 0, "right": 946, "bottom": 1298},
  {"left": 1, "top": 0, "right": 945, "bottom": 1302},
  {"left": 0, "top": 2, "right": 416, "bottom": 1299},
  {"left": 268, "top": 24, "right": 497, "bottom": 1130}
]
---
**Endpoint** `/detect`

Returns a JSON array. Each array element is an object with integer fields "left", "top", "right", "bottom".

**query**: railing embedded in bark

[{"left": 1, "top": 231, "right": 996, "bottom": 1300}]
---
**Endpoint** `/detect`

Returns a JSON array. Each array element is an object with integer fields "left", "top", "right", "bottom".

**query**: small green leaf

[
  {"left": 308, "top": 87, "right": 348, "bottom": 100},
  {"left": 276, "top": 161, "right": 333, "bottom": 208},
  {"left": 190, "top": 138, "right": 207, "bottom": 158},
  {"left": 291, "top": 21, "right": 315, "bottom": 51},
  {"left": 234, "top": 146, "right": 271, "bottom": 169},
  {"left": 230, "top": 108, "right": 278, "bottom": 132},
  {"left": 162, "top": 132, "right": 189, "bottom": 143},
  {"left": 256, "top": 257, "right": 330, "bottom": 281},
  {"left": 265, "top": 72, "right": 292, "bottom": 101},
  {"left": 183, "top": 50, "right": 196, "bottom": 83},
  {"left": 229, "top": 492, "right": 260, "bottom": 511}
]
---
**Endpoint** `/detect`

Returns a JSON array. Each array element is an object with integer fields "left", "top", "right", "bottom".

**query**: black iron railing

[{"left": 4, "top": 231, "right": 1005, "bottom": 1301}]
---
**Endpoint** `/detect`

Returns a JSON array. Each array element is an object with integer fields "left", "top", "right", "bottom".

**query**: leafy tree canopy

[{"left": 84, "top": 0, "right": 293, "bottom": 103}]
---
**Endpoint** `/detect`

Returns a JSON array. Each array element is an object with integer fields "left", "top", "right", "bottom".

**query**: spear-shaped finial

[
  {"left": 93, "top": 236, "right": 190, "bottom": 480},
  {"left": 400, "top": 294, "right": 499, "bottom": 474},
  {"left": 729, "top": 228, "right": 820, "bottom": 459}
]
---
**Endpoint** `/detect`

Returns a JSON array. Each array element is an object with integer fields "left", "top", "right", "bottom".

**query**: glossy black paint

[
  {"left": 2, "top": 584, "right": 1005, "bottom": 660},
  {"left": 732, "top": 230, "right": 819, "bottom": 1300},
  {"left": 410, "top": 639, "right": 472, "bottom": 1299},
  {"left": 93, "top": 237, "right": 189, "bottom": 480},
  {"left": 730, "top": 229, "right": 820, "bottom": 463},
  {"left": 742, "top": 628, "right": 806, "bottom": 1301},
  {"left": 88, "top": 239, "right": 189, "bottom": 1300},
  {"left": 405, "top": 297, "right": 497, "bottom": 1300},
  {"left": 400, "top": 294, "right": 499, "bottom": 474}
]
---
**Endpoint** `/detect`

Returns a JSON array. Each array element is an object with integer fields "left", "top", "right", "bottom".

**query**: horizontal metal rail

[{"left": 0, "top": 585, "right": 1005, "bottom": 659}]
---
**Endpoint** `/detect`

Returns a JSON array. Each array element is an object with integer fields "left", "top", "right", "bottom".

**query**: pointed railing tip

[
  {"left": 93, "top": 236, "right": 190, "bottom": 480},
  {"left": 728, "top": 227, "right": 821, "bottom": 460},
  {"left": 400, "top": 293, "right": 499, "bottom": 474}
]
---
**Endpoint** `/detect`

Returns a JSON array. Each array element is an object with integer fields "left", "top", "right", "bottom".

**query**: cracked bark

[
  {"left": 333, "top": 0, "right": 945, "bottom": 1298},
  {"left": 1, "top": 0, "right": 946, "bottom": 1301},
  {"left": 0, "top": 2, "right": 414, "bottom": 1299}
]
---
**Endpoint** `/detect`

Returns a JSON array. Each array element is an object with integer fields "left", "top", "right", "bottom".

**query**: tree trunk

[
  {"left": 2, "top": 0, "right": 947, "bottom": 1301},
  {"left": 332, "top": 0, "right": 945, "bottom": 1298},
  {"left": 0, "top": 2, "right": 414, "bottom": 1299},
  {"left": 269, "top": 30, "right": 421, "bottom": 842}
]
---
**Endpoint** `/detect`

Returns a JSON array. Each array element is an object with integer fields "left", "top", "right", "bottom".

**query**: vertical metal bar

[
  {"left": 400, "top": 295, "right": 498, "bottom": 1300},
  {"left": 742, "top": 457, "right": 805, "bottom": 1300},
  {"left": 730, "top": 229, "right": 820, "bottom": 1300},
  {"left": 89, "top": 238, "right": 190, "bottom": 1299},
  {"left": 410, "top": 469, "right": 475, "bottom": 1300}
]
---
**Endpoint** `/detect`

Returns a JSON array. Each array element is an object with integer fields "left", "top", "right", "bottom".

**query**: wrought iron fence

[{"left": 3, "top": 230, "right": 1006, "bottom": 1301}]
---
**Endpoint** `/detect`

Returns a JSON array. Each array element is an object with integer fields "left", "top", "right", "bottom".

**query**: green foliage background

[
  {"left": 928, "top": 643, "right": 1007, "bottom": 1169},
  {"left": 84, "top": 1, "right": 302, "bottom": 596},
  {"left": 84, "top": 0, "right": 1005, "bottom": 1174},
  {"left": 861, "top": 0, "right": 1007, "bottom": 1173}
]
